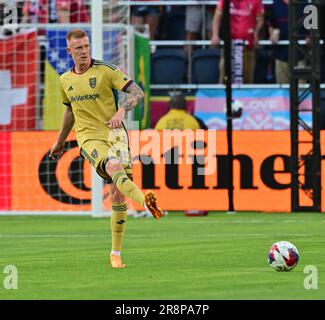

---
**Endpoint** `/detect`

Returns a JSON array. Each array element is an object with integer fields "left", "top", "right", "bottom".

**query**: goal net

[{"left": 0, "top": 0, "right": 134, "bottom": 216}]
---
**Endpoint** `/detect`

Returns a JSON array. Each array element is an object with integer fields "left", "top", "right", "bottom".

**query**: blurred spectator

[
  {"left": 186, "top": 4, "right": 214, "bottom": 41},
  {"left": 268, "top": 0, "right": 289, "bottom": 83},
  {"left": 155, "top": 93, "right": 204, "bottom": 130},
  {"left": 159, "top": 5, "right": 186, "bottom": 41},
  {"left": 22, "top": 0, "right": 44, "bottom": 24},
  {"left": 268, "top": 0, "right": 308, "bottom": 84},
  {"left": 211, "top": 0, "right": 265, "bottom": 83},
  {"left": 185, "top": 4, "right": 214, "bottom": 54},
  {"left": 22, "top": 0, "right": 89, "bottom": 23},
  {"left": 253, "top": 5, "right": 275, "bottom": 83},
  {"left": 57, "top": 0, "right": 89, "bottom": 23},
  {"left": 131, "top": 0, "right": 161, "bottom": 40}
]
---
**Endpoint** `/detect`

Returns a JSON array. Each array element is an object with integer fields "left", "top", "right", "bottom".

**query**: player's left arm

[
  {"left": 121, "top": 82, "right": 144, "bottom": 112},
  {"left": 107, "top": 82, "right": 144, "bottom": 129}
]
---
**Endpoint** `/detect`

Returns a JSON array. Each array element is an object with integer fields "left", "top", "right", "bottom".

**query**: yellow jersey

[
  {"left": 60, "top": 59, "right": 132, "bottom": 147},
  {"left": 154, "top": 109, "right": 201, "bottom": 130}
]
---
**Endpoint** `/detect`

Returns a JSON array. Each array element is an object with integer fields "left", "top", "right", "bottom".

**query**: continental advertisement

[{"left": 1, "top": 131, "right": 325, "bottom": 212}]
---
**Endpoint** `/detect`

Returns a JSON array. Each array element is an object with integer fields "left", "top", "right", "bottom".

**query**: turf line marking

[
  {"left": 127, "top": 233, "right": 312, "bottom": 238},
  {"left": 165, "top": 219, "right": 323, "bottom": 224},
  {"left": 0, "top": 233, "right": 312, "bottom": 239},
  {"left": 0, "top": 234, "right": 107, "bottom": 238}
]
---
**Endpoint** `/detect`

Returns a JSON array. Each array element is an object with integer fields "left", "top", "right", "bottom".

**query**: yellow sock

[
  {"left": 111, "top": 170, "right": 145, "bottom": 207},
  {"left": 111, "top": 202, "right": 128, "bottom": 252}
]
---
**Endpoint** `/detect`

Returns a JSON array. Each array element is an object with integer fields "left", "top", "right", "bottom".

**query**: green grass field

[{"left": 0, "top": 212, "right": 324, "bottom": 300}]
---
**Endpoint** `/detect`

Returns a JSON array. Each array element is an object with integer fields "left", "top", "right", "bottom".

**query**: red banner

[{"left": 0, "top": 30, "right": 38, "bottom": 130}]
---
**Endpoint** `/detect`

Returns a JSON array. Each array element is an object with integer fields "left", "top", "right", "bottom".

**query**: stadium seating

[
  {"left": 191, "top": 48, "right": 221, "bottom": 84},
  {"left": 151, "top": 49, "right": 187, "bottom": 84}
]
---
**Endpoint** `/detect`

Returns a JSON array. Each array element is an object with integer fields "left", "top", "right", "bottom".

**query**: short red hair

[{"left": 66, "top": 29, "right": 89, "bottom": 41}]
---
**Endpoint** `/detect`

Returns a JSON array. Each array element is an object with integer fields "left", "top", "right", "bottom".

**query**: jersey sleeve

[{"left": 111, "top": 68, "right": 133, "bottom": 92}]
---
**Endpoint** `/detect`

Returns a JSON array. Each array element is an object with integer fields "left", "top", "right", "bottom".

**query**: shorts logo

[
  {"left": 121, "top": 177, "right": 128, "bottom": 184},
  {"left": 89, "top": 77, "right": 97, "bottom": 89},
  {"left": 91, "top": 149, "right": 98, "bottom": 158}
]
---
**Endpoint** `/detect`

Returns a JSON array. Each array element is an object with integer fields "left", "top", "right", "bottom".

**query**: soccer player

[{"left": 49, "top": 29, "right": 164, "bottom": 268}]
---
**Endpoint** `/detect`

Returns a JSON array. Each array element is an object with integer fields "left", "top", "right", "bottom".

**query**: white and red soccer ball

[{"left": 268, "top": 241, "right": 300, "bottom": 271}]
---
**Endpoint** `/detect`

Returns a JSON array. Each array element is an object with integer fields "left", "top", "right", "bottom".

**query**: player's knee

[
  {"left": 105, "top": 157, "right": 124, "bottom": 175},
  {"left": 110, "top": 188, "right": 125, "bottom": 203}
]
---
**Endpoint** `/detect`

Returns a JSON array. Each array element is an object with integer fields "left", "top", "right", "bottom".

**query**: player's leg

[
  {"left": 219, "top": 49, "right": 225, "bottom": 84},
  {"left": 106, "top": 128, "right": 165, "bottom": 219},
  {"left": 105, "top": 158, "right": 145, "bottom": 206},
  {"left": 80, "top": 138, "right": 164, "bottom": 219},
  {"left": 185, "top": 5, "right": 201, "bottom": 54},
  {"left": 109, "top": 182, "right": 127, "bottom": 268},
  {"left": 144, "top": 6, "right": 160, "bottom": 40},
  {"left": 131, "top": 6, "right": 145, "bottom": 28},
  {"left": 275, "top": 59, "right": 289, "bottom": 84},
  {"left": 105, "top": 158, "right": 164, "bottom": 219},
  {"left": 80, "top": 138, "right": 141, "bottom": 208},
  {"left": 244, "top": 47, "right": 256, "bottom": 84}
]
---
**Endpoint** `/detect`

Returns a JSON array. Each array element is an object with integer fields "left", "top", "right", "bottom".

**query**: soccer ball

[{"left": 268, "top": 241, "right": 299, "bottom": 271}]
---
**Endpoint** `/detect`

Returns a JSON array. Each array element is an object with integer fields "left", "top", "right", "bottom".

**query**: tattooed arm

[
  {"left": 121, "top": 82, "right": 144, "bottom": 112},
  {"left": 106, "top": 82, "right": 144, "bottom": 129}
]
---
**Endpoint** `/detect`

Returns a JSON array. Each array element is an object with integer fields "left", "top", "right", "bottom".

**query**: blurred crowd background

[
  {"left": 1, "top": 1, "right": 325, "bottom": 130},
  {"left": 1, "top": 0, "right": 325, "bottom": 84}
]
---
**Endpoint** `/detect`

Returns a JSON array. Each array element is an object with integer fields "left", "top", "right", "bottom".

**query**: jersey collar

[{"left": 71, "top": 58, "right": 94, "bottom": 74}]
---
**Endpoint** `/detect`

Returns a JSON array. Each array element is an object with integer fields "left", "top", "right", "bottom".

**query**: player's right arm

[
  {"left": 50, "top": 80, "right": 75, "bottom": 159},
  {"left": 49, "top": 105, "right": 75, "bottom": 159}
]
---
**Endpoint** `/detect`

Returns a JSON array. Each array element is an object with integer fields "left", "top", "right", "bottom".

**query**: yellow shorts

[{"left": 80, "top": 129, "right": 132, "bottom": 183}]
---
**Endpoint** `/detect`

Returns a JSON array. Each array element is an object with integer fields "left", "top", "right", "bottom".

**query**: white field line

[
  {"left": 162, "top": 219, "right": 325, "bottom": 224},
  {"left": 0, "top": 233, "right": 313, "bottom": 239}
]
